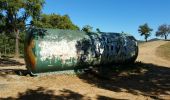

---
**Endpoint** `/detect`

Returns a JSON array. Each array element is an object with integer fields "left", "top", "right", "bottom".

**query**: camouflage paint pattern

[{"left": 24, "top": 28, "right": 138, "bottom": 74}]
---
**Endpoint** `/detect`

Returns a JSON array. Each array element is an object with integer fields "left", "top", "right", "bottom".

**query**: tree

[
  {"left": 82, "top": 25, "right": 93, "bottom": 33},
  {"left": 96, "top": 28, "right": 101, "bottom": 33},
  {"left": 0, "top": 1, "right": 5, "bottom": 33},
  {"left": 156, "top": 24, "right": 170, "bottom": 40},
  {"left": 0, "top": 0, "right": 45, "bottom": 58},
  {"left": 33, "top": 14, "right": 79, "bottom": 30},
  {"left": 138, "top": 23, "right": 153, "bottom": 42}
]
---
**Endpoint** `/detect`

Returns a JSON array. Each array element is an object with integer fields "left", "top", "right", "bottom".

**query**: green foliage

[
  {"left": 0, "top": 33, "right": 13, "bottom": 56},
  {"left": 82, "top": 25, "right": 93, "bottom": 33},
  {"left": 0, "top": 0, "right": 45, "bottom": 57},
  {"left": 19, "top": 31, "right": 25, "bottom": 55},
  {"left": 0, "top": 31, "right": 25, "bottom": 57},
  {"left": 96, "top": 28, "right": 101, "bottom": 33},
  {"left": 0, "top": 0, "right": 80, "bottom": 57},
  {"left": 0, "top": 0, "right": 45, "bottom": 31},
  {"left": 24, "top": 0, "right": 45, "bottom": 21},
  {"left": 33, "top": 14, "right": 79, "bottom": 30},
  {"left": 156, "top": 24, "right": 170, "bottom": 40},
  {"left": 138, "top": 23, "right": 153, "bottom": 42}
]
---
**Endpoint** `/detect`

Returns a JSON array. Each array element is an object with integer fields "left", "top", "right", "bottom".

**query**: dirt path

[
  {"left": 0, "top": 41, "right": 170, "bottom": 100},
  {"left": 137, "top": 40, "right": 170, "bottom": 67}
]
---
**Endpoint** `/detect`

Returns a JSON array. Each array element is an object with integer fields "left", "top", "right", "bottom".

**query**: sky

[{"left": 43, "top": 0, "right": 170, "bottom": 40}]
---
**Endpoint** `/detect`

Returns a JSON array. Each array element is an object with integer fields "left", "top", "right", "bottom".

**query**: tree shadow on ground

[
  {"left": 97, "top": 95, "right": 128, "bottom": 100},
  {"left": 0, "top": 58, "right": 24, "bottom": 67},
  {"left": 0, "top": 58, "right": 26, "bottom": 77},
  {"left": 0, "top": 86, "right": 127, "bottom": 100},
  {"left": 0, "top": 69, "right": 29, "bottom": 77},
  {"left": 0, "top": 61, "right": 170, "bottom": 100},
  {"left": 77, "top": 62, "right": 170, "bottom": 100},
  {"left": 0, "top": 87, "right": 88, "bottom": 100}
]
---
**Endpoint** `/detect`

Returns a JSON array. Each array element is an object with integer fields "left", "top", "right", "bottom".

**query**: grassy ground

[{"left": 156, "top": 41, "right": 170, "bottom": 61}]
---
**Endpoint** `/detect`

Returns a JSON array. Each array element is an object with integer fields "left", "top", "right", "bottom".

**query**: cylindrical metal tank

[{"left": 24, "top": 28, "right": 138, "bottom": 74}]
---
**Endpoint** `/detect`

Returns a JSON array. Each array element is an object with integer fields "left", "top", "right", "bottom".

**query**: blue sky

[{"left": 43, "top": 0, "right": 170, "bottom": 40}]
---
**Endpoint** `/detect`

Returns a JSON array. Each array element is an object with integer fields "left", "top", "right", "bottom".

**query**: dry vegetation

[{"left": 156, "top": 41, "right": 170, "bottom": 61}]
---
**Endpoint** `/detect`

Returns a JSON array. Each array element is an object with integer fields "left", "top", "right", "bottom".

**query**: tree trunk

[
  {"left": 165, "top": 35, "right": 167, "bottom": 40},
  {"left": 14, "top": 29, "right": 20, "bottom": 58},
  {"left": 145, "top": 36, "right": 148, "bottom": 42},
  {"left": 5, "top": 44, "right": 6, "bottom": 56}
]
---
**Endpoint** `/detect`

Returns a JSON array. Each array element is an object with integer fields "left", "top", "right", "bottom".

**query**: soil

[{"left": 0, "top": 40, "right": 170, "bottom": 100}]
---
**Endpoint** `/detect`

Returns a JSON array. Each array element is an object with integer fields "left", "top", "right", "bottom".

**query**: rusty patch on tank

[{"left": 26, "top": 39, "right": 36, "bottom": 69}]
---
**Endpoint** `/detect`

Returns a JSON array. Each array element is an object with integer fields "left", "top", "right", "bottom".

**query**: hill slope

[
  {"left": 137, "top": 40, "right": 170, "bottom": 67},
  {"left": 156, "top": 41, "right": 170, "bottom": 61}
]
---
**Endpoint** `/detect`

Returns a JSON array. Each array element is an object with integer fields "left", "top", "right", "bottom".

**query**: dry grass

[
  {"left": 156, "top": 41, "right": 170, "bottom": 61},
  {"left": 1, "top": 41, "right": 170, "bottom": 100}
]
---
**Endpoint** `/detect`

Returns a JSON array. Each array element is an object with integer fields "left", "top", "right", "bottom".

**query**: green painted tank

[{"left": 24, "top": 28, "right": 138, "bottom": 74}]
